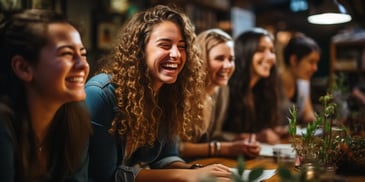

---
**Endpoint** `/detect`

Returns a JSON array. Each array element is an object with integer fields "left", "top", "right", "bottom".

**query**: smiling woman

[
  {"left": 280, "top": 33, "right": 321, "bottom": 124},
  {"left": 0, "top": 9, "right": 92, "bottom": 181},
  {"left": 223, "top": 28, "right": 288, "bottom": 145},
  {"left": 84, "top": 5, "right": 232, "bottom": 182}
]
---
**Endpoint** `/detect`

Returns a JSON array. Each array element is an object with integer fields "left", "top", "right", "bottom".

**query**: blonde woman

[{"left": 179, "top": 29, "right": 260, "bottom": 160}]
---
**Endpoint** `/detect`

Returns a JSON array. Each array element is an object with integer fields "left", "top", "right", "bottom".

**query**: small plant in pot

[{"left": 287, "top": 92, "right": 348, "bottom": 170}]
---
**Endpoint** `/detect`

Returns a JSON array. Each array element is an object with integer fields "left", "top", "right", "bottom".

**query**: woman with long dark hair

[
  {"left": 0, "top": 9, "right": 92, "bottom": 181},
  {"left": 224, "top": 28, "right": 287, "bottom": 144}
]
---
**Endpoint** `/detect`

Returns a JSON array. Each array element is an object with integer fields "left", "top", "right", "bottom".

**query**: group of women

[{"left": 0, "top": 4, "right": 320, "bottom": 182}]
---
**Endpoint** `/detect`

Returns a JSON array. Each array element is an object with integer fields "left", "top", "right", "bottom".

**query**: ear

[
  {"left": 289, "top": 54, "right": 298, "bottom": 67},
  {"left": 11, "top": 55, "right": 34, "bottom": 82}
]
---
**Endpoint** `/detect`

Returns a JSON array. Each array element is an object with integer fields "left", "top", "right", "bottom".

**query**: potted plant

[{"left": 287, "top": 92, "right": 348, "bottom": 170}]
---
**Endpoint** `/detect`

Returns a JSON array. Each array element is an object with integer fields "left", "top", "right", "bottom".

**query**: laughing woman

[
  {"left": 85, "top": 5, "right": 232, "bottom": 182},
  {"left": 0, "top": 9, "right": 92, "bottom": 181}
]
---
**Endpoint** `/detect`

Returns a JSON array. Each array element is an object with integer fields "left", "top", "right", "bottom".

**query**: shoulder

[
  {"left": 0, "top": 102, "right": 14, "bottom": 132},
  {"left": 86, "top": 73, "right": 113, "bottom": 89},
  {"left": 85, "top": 74, "right": 116, "bottom": 97},
  {"left": 0, "top": 102, "right": 14, "bottom": 149}
]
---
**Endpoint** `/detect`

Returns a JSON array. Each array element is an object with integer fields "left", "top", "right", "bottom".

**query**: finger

[
  {"left": 210, "top": 170, "right": 233, "bottom": 178},
  {"left": 216, "top": 176, "right": 233, "bottom": 182}
]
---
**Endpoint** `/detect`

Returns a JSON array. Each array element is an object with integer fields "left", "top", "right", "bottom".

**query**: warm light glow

[{"left": 307, "top": 13, "right": 351, "bottom": 24}]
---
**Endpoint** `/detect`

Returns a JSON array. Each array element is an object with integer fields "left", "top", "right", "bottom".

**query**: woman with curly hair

[
  {"left": 0, "top": 9, "right": 92, "bottom": 181},
  {"left": 223, "top": 28, "right": 288, "bottom": 145},
  {"left": 85, "top": 5, "right": 232, "bottom": 182},
  {"left": 179, "top": 28, "right": 260, "bottom": 159}
]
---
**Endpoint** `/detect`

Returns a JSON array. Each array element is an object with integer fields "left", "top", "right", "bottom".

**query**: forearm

[
  {"left": 136, "top": 168, "right": 190, "bottom": 182},
  {"left": 180, "top": 142, "right": 209, "bottom": 158},
  {"left": 164, "top": 161, "right": 192, "bottom": 169}
]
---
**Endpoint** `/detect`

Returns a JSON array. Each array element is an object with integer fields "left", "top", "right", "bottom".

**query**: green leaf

[
  {"left": 236, "top": 155, "right": 245, "bottom": 176},
  {"left": 248, "top": 167, "right": 264, "bottom": 181}
]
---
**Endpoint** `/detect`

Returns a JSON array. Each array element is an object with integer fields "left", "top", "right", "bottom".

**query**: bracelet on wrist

[{"left": 190, "top": 163, "right": 203, "bottom": 169}]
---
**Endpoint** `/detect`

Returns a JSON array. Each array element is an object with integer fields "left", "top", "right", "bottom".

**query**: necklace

[
  {"left": 38, "top": 145, "right": 44, "bottom": 152},
  {"left": 36, "top": 142, "right": 45, "bottom": 152}
]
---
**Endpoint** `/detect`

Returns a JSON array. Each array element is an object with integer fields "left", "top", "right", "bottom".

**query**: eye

[
  {"left": 178, "top": 43, "right": 186, "bottom": 51},
  {"left": 178, "top": 46, "right": 186, "bottom": 51},
  {"left": 214, "top": 55, "right": 225, "bottom": 62},
  {"left": 256, "top": 47, "right": 265, "bottom": 53},
  {"left": 229, "top": 56, "right": 235, "bottom": 62},
  {"left": 159, "top": 43, "right": 172, "bottom": 50},
  {"left": 60, "top": 51, "right": 74, "bottom": 57},
  {"left": 81, "top": 49, "right": 87, "bottom": 57}
]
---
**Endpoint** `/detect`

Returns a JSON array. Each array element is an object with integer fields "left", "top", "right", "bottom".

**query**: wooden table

[{"left": 190, "top": 156, "right": 365, "bottom": 181}]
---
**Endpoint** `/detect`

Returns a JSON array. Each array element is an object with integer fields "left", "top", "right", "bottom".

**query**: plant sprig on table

[
  {"left": 287, "top": 92, "right": 348, "bottom": 168},
  {"left": 232, "top": 155, "right": 264, "bottom": 182}
]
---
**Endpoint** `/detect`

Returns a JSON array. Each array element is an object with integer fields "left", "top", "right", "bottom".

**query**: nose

[
  {"left": 170, "top": 45, "right": 181, "bottom": 59},
  {"left": 265, "top": 51, "right": 276, "bottom": 63},
  {"left": 223, "top": 59, "right": 234, "bottom": 69},
  {"left": 312, "top": 63, "right": 318, "bottom": 72},
  {"left": 74, "top": 54, "right": 89, "bottom": 70}
]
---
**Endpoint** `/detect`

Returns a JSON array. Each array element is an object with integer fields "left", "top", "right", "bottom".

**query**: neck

[
  {"left": 27, "top": 92, "right": 61, "bottom": 145},
  {"left": 250, "top": 76, "right": 259, "bottom": 89},
  {"left": 206, "top": 83, "right": 219, "bottom": 96}
]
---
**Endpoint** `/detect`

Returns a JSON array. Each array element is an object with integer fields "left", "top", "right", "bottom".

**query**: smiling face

[
  {"left": 251, "top": 36, "right": 276, "bottom": 80},
  {"left": 292, "top": 50, "right": 320, "bottom": 80},
  {"left": 207, "top": 41, "right": 235, "bottom": 87},
  {"left": 145, "top": 21, "right": 187, "bottom": 91},
  {"left": 31, "top": 23, "right": 89, "bottom": 104}
]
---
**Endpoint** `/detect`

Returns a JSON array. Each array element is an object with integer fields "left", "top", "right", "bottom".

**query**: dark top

[{"left": 0, "top": 103, "right": 89, "bottom": 181}]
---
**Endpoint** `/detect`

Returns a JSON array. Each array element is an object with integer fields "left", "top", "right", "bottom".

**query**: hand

[
  {"left": 257, "top": 129, "right": 280, "bottom": 144},
  {"left": 233, "top": 133, "right": 251, "bottom": 141},
  {"left": 221, "top": 139, "right": 260, "bottom": 158},
  {"left": 188, "top": 164, "right": 232, "bottom": 182}
]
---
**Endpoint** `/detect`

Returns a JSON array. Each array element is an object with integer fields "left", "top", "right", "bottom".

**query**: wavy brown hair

[{"left": 98, "top": 5, "right": 206, "bottom": 158}]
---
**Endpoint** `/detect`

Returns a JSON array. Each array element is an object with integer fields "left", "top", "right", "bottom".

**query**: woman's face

[
  {"left": 292, "top": 51, "right": 320, "bottom": 80},
  {"left": 145, "top": 21, "right": 187, "bottom": 91},
  {"left": 31, "top": 23, "right": 89, "bottom": 104},
  {"left": 207, "top": 41, "right": 235, "bottom": 87},
  {"left": 251, "top": 36, "right": 276, "bottom": 79}
]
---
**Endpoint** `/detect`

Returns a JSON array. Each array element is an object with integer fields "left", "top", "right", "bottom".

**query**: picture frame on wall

[
  {"left": 0, "top": 0, "right": 22, "bottom": 11},
  {"left": 97, "top": 22, "right": 120, "bottom": 50},
  {"left": 31, "top": 0, "right": 64, "bottom": 12}
]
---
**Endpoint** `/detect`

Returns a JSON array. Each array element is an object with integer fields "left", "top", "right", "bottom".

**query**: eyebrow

[
  {"left": 157, "top": 38, "right": 186, "bottom": 44},
  {"left": 57, "top": 45, "right": 86, "bottom": 51}
]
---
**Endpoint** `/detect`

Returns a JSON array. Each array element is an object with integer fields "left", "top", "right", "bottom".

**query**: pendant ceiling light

[{"left": 307, "top": 0, "right": 352, "bottom": 25}]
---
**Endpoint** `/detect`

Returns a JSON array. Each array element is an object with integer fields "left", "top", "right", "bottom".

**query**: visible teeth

[
  {"left": 218, "top": 73, "right": 227, "bottom": 77},
  {"left": 67, "top": 77, "right": 83, "bottom": 83},
  {"left": 162, "top": 63, "right": 178, "bottom": 68}
]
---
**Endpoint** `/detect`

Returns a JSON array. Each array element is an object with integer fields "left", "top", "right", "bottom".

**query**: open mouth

[
  {"left": 217, "top": 72, "right": 229, "bottom": 79},
  {"left": 161, "top": 63, "right": 178, "bottom": 70},
  {"left": 66, "top": 76, "right": 84, "bottom": 83}
]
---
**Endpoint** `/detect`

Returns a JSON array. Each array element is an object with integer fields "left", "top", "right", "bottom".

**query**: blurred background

[{"left": 1, "top": 0, "right": 365, "bottom": 115}]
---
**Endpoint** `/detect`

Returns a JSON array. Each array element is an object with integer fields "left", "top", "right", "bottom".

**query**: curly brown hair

[{"left": 98, "top": 5, "right": 206, "bottom": 158}]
